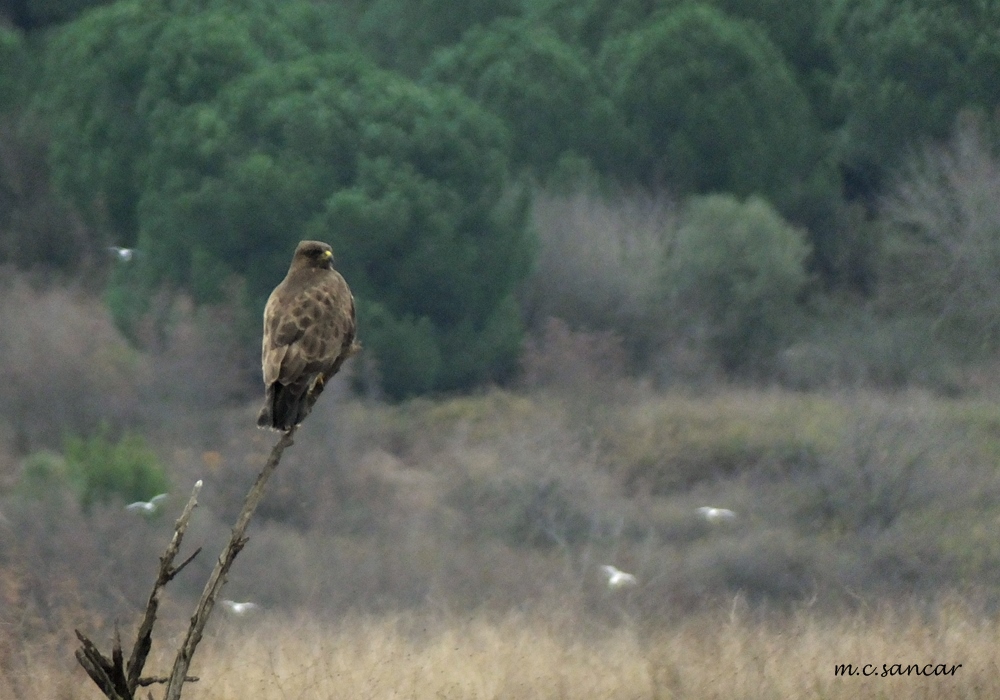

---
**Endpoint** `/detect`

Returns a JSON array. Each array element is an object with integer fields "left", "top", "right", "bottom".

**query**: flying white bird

[
  {"left": 108, "top": 246, "right": 138, "bottom": 262},
  {"left": 697, "top": 506, "right": 737, "bottom": 523},
  {"left": 601, "top": 565, "right": 638, "bottom": 590},
  {"left": 125, "top": 493, "right": 168, "bottom": 515},
  {"left": 221, "top": 600, "right": 259, "bottom": 615}
]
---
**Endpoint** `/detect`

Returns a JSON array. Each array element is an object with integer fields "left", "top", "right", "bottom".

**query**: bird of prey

[
  {"left": 601, "top": 565, "right": 638, "bottom": 590},
  {"left": 126, "top": 493, "right": 168, "bottom": 515},
  {"left": 107, "top": 246, "right": 138, "bottom": 262},
  {"left": 697, "top": 506, "right": 737, "bottom": 524},
  {"left": 220, "top": 600, "right": 259, "bottom": 615},
  {"left": 257, "top": 240, "right": 359, "bottom": 431}
]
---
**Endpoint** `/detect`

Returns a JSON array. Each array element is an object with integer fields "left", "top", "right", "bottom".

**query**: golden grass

[
  {"left": 16, "top": 602, "right": 1000, "bottom": 700},
  {"left": 16, "top": 387, "right": 1000, "bottom": 698}
]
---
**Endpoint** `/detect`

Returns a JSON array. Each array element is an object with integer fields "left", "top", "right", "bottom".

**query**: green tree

[
  {"left": 423, "top": 18, "right": 624, "bottom": 178},
  {"left": 824, "top": 0, "right": 1000, "bottom": 183},
  {"left": 3, "top": 0, "right": 118, "bottom": 30},
  {"left": 62, "top": 427, "right": 169, "bottom": 511},
  {"left": 38, "top": 1, "right": 168, "bottom": 236},
  {"left": 0, "top": 26, "right": 27, "bottom": 111},
  {"left": 668, "top": 194, "right": 809, "bottom": 372},
  {"left": 346, "top": 0, "right": 520, "bottom": 76},
  {"left": 38, "top": 0, "right": 335, "bottom": 238},
  {"left": 523, "top": 0, "right": 680, "bottom": 54},
  {"left": 707, "top": 0, "right": 839, "bottom": 128},
  {"left": 40, "top": 4, "right": 531, "bottom": 397},
  {"left": 135, "top": 54, "right": 530, "bottom": 396},
  {"left": 601, "top": 4, "right": 830, "bottom": 214}
]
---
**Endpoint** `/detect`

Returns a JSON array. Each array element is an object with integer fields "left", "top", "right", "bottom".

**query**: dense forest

[
  {"left": 2, "top": 0, "right": 1000, "bottom": 398},
  {"left": 5, "top": 3, "right": 1000, "bottom": 696}
]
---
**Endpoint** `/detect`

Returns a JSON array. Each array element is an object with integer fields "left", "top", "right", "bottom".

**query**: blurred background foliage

[
  {"left": 2, "top": 0, "right": 1000, "bottom": 398},
  {"left": 6, "top": 0, "right": 1000, "bottom": 641}
]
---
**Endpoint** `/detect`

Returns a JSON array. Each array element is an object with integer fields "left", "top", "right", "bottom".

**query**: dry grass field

[
  {"left": 9, "top": 383, "right": 1000, "bottom": 699},
  {"left": 6, "top": 292, "right": 1000, "bottom": 700},
  {"left": 6, "top": 600, "right": 1000, "bottom": 700}
]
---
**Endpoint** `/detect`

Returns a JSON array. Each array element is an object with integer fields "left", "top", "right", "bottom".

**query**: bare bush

[
  {"left": 881, "top": 113, "right": 1000, "bottom": 348},
  {"left": 0, "top": 276, "right": 143, "bottom": 451},
  {"left": 522, "top": 188, "right": 677, "bottom": 359},
  {"left": 137, "top": 294, "right": 257, "bottom": 434},
  {"left": 812, "top": 411, "right": 933, "bottom": 533},
  {"left": 520, "top": 317, "right": 629, "bottom": 398},
  {"left": 778, "top": 308, "right": 962, "bottom": 394}
]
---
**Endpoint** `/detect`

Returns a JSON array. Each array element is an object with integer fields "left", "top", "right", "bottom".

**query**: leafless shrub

[
  {"left": 778, "top": 309, "right": 962, "bottom": 394},
  {"left": 0, "top": 487, "right": 170, "bottom": 640},
  {"left": 680, "top": 527, "right": 822, "bottom": 603},
  {"left": 812, "top": 412, "right": 932, "bottom": 533},
  {"left": 0, "top": 275, "right": 143, "bottom": 451},
  {"left": 520, "top": 317, "right": 629, "bottom": 398},
  {"left": 138, "top": 294, "right": 257, "bottom": 432},
  {"left": 880, "top": 113, "right": 1000, "bottom": 348},
  {"left": 522, "top": 188, "right": 677, "bottom": 360}
]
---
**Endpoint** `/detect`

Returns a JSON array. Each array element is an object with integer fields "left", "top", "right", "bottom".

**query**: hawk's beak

[{"left": 323, "top": 250, "right": 333, "bottom": 261}]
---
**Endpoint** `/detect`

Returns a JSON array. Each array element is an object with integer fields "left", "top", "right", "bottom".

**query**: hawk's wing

[{"left": 261, "top": 271, "right": 355, "bottom": 388}]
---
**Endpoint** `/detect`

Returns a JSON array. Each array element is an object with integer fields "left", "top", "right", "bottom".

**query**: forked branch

[
  {"left": 75, "top": 479, "right": 204, "bottom": 699},
  {"left": 163, "top": 427, "right": 297, "bottom": 700},
  {"left": 76, "top": 427, "right": 298, "bottom": 700}
]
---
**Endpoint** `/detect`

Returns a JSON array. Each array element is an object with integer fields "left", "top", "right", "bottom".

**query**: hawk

[{"left": 257, "top": 240, "right": 359, "bottom": 431}]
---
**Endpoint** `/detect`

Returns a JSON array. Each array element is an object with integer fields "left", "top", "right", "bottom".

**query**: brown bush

[
  {"left": 521, "top": 188, "right": 677, "bottom": 362},
  {"left": 136, "top": 293, "right": 258, "bottom": 436},
  {"left": 520, "top": 317, "right": 629, "bottom": 398},
  {"left": 880, "top": 113, "right": 1000, "bottom": 350},
  {"left": 0, "top": 275, "right": 143, "bottom": 452}
]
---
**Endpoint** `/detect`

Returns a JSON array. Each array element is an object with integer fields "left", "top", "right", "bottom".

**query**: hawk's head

[{"left": 292, "top": 240, "right": 335, "bottom": 271}]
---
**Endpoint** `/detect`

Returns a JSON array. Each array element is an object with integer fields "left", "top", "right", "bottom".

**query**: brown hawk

[{"left": 257, "top": 240, "right": 359, "bottom": 431}]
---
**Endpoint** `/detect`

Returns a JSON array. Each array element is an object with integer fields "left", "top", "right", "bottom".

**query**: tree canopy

[
  {"left": 39, "top": 0, "right": 530, "bottom": 397},
  {"left": 5, "top": 0, "right": 1000, "bottom": 394},
  {"left": 424, "top": 18, "right": 623, "bottom": 178},
  {"left": 600, "top": 4, "right": 828, "bottom": 211},
  {"left": 825, "top": 0, "right": 1000, "bottom": 178}
]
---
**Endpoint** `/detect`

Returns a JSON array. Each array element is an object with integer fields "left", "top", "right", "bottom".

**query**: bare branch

[
  {"left": 137, "top": 676, "right": 199, "bottom": 687},
  {"left": 74, "top": 427, "right": 297, "bottom": 700},
  {"left": 170, "top": 546, "right": 202, "bottom": 578},
  {"left": 164, "top": 428, "right": 298, "bottom": 700},
  {"left": 126, "top": 480, "right": 204, "bottom": 690},
  {"left": 74, "top": 629, "right": 127, "bottom": 700},
  {"left": 73, "top": 479, "right": 204, "bottom": 700}
]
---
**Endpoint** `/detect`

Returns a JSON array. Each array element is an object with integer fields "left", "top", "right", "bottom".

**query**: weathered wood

[
  {"left": 74, "top": 479, "right": 204, "bottom": 700},
  {"left": 75, "top": 629, "right": 124, "bottom": 700},
  {"left": 126, "top": 480, "right": 203, "bottom": 690},
  {"left": 163, "top": 428, "right": 297, "bottom": 700},
  {"left": 75, "top": 427, "right": 298, "bottom": 700},
  {"left": 137, "top": 675, "right": 199, "bottom": 686}
]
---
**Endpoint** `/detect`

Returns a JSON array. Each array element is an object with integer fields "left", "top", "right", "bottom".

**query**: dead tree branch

[
  {"left": 75, "top": 480, "right": 204, "bottom": 699},
  {"left": 163, "top": 427, "right": 297, "bottom": 700},
  {"left": 75, "top": 427, "right": 298, "bottom": 700}
]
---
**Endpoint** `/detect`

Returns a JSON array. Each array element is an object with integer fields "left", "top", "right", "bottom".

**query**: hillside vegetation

[{"left": 4, "top": 0, "right": 1000, "bottom": 696}]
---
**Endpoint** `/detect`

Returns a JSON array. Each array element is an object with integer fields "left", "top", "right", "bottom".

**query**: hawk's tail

[{"left": 257, "top": 382, "right": 309, "bottom": 431}]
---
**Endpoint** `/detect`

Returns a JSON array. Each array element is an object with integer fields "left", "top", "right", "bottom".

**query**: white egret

[
  {"left": 221, "top": 600, "right": 259, "bottom": 615},
  {"left": 601, "top": 565, "right": 638, "bottom": 590},
  {"left": 125, "top": 493, "right": 168, "bottom": 515},
  {"left": 697, "top": 506, "right": 737, "bottom": 523},
  {"left": 108, "top": 246, "right": 137, "bottom": 262}
]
